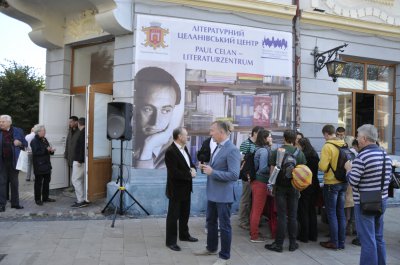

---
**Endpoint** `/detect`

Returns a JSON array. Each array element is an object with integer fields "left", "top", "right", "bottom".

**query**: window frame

[{"left": 338, "top": 58, "right": 396, "bottom": 153}]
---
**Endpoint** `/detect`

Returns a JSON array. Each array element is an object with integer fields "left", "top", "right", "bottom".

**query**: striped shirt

[
  {"left": 239, "top": 138, "right": 256, "bottom": 155},
  {"left": 348, "top": 144, "right": 392, "bottom": 204}
]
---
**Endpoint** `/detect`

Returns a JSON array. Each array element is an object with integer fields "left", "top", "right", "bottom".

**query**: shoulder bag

[{"left": 359, "top": 152, "right": 385, "bottom": 216}]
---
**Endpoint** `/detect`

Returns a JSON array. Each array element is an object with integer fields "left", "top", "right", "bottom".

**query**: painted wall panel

[
  {"left": 301, "top": 78, "right": 339, "bottom": 94},
  {"left": 113, "top": 64, "right": 133, "bottom": 82},
  {"left": 301, "top": 92, "right": 338, "bottom": 109},
  {"left": 115, "top": 34, "right": 134, "bottom": 49},
  {"left": 301, "top": 107, "right": 338, "bottom": 123},
  {"left": 114, "top": 47, "right": 133, "bottom": 65},
  {"left": 113, "top": 80, "right": 133, "bottom": 98}
]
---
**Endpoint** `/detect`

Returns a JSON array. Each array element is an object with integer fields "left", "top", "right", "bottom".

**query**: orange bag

[{"left": 291, "top": 164, "right": 312, "bottom": 191}]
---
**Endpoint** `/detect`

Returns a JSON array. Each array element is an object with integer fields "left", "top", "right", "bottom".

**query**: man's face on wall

[{"left": 138, "top": 84, "right": 177, "bottom": 136}]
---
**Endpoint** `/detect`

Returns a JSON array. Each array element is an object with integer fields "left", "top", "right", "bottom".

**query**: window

[
  {"left": 338, "top": 91, "right": 352, "bottom": 134},
  {"left": 72, "top": 42, "right": 114, "bottom": 87},
  {"left": 338, "top": 60, "right": 395, "bottom": 153},
  {"left": 338, "top": 62, "right": 364, "bottom": 90}
]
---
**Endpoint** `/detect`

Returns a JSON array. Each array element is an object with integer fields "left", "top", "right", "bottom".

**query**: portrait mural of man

[{"left": 133, "top": 62, "right": 185, "bottom": 169}]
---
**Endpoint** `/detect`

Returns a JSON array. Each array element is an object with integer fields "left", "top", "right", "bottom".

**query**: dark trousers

[
  {"left": 298, "top": 192, "right": 318, "bottom": 242},
  {"left": 1, "top": 159, "right": 20, "bottom": 207},
  {"left": 34, "top": 173, "right": 51, "bottom": 201},
  {"left": 275, "top": 186, "right": 299, "bottom": 246},
  {"left": 166, "top": 197, "right": 191, "bottom": 246}
]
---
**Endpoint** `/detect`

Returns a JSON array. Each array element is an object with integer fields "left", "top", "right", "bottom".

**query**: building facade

[{"left": 1, "top": 0, "right": 399, "bottom": 215}]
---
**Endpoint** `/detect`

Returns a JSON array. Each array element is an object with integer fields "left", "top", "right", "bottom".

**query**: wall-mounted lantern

[{"left": 312, "top": 43, "right": 348, "bottom": 82}]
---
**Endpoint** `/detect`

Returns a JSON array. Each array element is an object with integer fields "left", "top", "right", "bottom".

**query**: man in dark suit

[{"left": 165, "top": 127, "right": 198, "bottom": 251}]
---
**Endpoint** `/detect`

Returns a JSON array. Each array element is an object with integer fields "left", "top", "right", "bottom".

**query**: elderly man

[
  {"left": 195, "top": 121, "right": 241, "bottom": 265},
  {"left": 345, "top": 124, "right": 391, "bottom": 265},
  {"left": 0, "top": 115, "right": 27, "bottom": 212}
]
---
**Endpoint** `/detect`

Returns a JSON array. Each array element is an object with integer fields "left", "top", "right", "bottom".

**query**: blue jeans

[
  {"left": 354, "top": 198, "right": 387, "bottom": 265},
  {"left": 206, "top": 201, "right": 232, "bottom": 260},
  {"left": 323, "top": 182, "right": 347, "bottom": 248}
]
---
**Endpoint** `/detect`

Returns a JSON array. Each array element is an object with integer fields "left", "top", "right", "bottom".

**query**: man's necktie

[{"left": 211, "top": 144, "right": 220, "bottom": 162}]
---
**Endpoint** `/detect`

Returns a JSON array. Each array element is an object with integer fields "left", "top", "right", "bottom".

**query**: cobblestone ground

[{"left": 0, "top": 174, "right": 399, "bottom": 265}]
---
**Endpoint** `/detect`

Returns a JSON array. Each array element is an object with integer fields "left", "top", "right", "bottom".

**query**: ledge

[
  {"left": 157, "top": 0, "right": 297, "bottom": 20},
  {"left": 301, "top": 10, "right": 400, "bottom": 38}
]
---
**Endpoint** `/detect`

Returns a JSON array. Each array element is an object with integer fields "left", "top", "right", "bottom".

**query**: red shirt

[{"left": 2, "top": 129, "right": 13, "bottom": 159}]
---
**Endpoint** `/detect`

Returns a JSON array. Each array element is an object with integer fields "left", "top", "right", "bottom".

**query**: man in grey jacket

[{"left": 195, "top": 121, "right": 241, "bottom": 265}]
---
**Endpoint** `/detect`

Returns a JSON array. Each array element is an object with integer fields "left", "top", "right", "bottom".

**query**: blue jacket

[
  {"left": 0, "top": 126, "right": 28, "bottom": 169},
  {"left": 254, "top": 146, "right": 270, "bottom": 182},
  {"left": 207, "top": 139, "right": 241, "bottom": 203}
]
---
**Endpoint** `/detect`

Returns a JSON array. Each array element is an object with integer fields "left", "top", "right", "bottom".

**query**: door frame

[
  {"left": 39, "top": 91, "right": 71, "bottom": 189},
  {"left": 86, "top": 83, "right": 113, "bottom": 201}
]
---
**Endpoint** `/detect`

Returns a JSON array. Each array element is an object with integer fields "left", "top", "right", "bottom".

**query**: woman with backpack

[
  {"left": 249, "top": 129, "right": 272, "bottom": 243},
  {"left": 297, "top": 137, "right": 321, "bottom": 242}
]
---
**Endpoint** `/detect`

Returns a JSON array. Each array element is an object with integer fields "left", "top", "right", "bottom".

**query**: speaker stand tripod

[{"left": 102, "top": 140, "right": 149, "bottom": 227}]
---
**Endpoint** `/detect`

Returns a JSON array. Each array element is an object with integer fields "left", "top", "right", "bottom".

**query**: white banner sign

[{"left": 136, "top": 15, "right": 292, "bottom": 77}]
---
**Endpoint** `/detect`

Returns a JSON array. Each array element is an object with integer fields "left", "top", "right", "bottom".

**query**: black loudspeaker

[{"left": 107, "top": 102, "right": 133, "bottom": 140}]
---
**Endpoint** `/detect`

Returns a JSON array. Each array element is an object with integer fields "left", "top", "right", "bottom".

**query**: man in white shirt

[{"left": 165, "top": 127, "right": 198, "bottom": 251}]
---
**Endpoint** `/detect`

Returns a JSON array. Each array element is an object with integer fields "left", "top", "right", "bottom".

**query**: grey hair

[
  {"left": 33, "top": 124, "right": 46, "bottom": 134},
  {"left": 0, "top": 115, "right": 12, "bottom": 123},
  {"left": 357, "top": 124, "right": 378, "bottom": 142},
  {"left": 172, "top": 127, "right": 185, "bottom": 140},
  {"left": 344, "top": 135, "right": 354, "bottom": 147},
  {"left": 212, "top": 120, "right": 233, "bottom": 135}
]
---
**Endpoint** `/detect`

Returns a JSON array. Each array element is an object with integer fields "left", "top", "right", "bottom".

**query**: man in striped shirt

[
  {"left": 237, "top": 126, "right": 264, "bottom": 230},
  {"left": 345, "top": 124, "right": 391, "bottom": 265}
]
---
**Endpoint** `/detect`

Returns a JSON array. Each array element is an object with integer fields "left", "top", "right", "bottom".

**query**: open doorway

[{"left": 355, "top": 93, "right": 374, "bottom": 132}]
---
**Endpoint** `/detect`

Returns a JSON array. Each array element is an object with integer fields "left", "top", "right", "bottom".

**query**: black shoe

[
  {"left": 320, "top": 241, "right": 337, "bottom": 250},
  {"left": 265, "top": 242, "right": 283, "bottom": 253},
  {"left": 0, "top": 205, "right": 5, "bottom": 212},
  {"left": 352, "top": 238, "right": 361, "bottom": 246},
  {"left": 11, "top": 205, "right": 24, "bottom": 209},
  {"left": 43, "top": 198, "right": 56, "bottom": 202},
  {"left": 289, "top": 242, "right": 299, "bottom": 252},
  {"left": 167, "top": 244, "right": 181, "bottom": 251},
  {"left": 36, "top": 200, "right": 43, "bottom": 206},
  {"left": 180, "top": 236, "right": 198, "bottom": 242}
]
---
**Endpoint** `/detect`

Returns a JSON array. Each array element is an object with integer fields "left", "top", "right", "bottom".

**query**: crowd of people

[
  {"left": 0, "top": 113, "right": 392, "bottom": 265},
  {"left": 0, "top": 114, "right": 89, "bottom": 212},
  {"left": 165, "top": 121, "right": 392, "bottom": 265}
]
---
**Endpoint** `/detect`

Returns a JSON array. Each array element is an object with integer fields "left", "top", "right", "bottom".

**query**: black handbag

[
  {"left": 359, "top": 152, "right": 385, "bottom": 216},
  {"left": 390, "top": 169, "right": 400, "bottom": 189}
]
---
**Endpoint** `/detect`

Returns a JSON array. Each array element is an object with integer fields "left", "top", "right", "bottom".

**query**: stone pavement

[
  {"left": 0, "top": 174, "right": 400, "bottom": 265},
  {"left": 0, "top": 173, "right": 108, "bottom": 221},
  {"left": 0, "top": 207, "right": 400, "bottom": 265}
]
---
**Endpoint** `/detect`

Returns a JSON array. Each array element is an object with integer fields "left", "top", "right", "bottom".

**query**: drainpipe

[{"left": 293, "top": 0, "right": 301, "bottom": 129}]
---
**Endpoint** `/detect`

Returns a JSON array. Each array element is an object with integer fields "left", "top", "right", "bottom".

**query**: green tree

[{"left": 0, "top": 61, "right": 45, "bottom": 134}]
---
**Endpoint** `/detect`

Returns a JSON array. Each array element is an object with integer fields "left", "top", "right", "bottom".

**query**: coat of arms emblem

[{"left": 141, "top": 22, "right": 169, "bottom": 50}]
